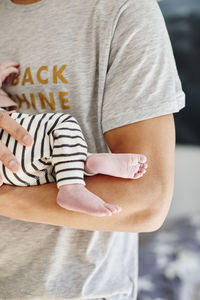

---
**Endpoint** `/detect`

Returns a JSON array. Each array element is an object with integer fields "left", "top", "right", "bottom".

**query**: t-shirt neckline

[{"left": 6, "top": 0, "right": 47, "bottom": 11}]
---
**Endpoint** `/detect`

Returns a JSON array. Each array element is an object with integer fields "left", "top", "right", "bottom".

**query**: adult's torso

[{"left": 0, "top": 1, "right": 138, "bottom": 299}]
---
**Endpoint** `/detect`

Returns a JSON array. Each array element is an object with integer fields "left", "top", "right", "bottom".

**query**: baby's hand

[{"left": 0, "top": 61, "right": 20, "bottom": 87}]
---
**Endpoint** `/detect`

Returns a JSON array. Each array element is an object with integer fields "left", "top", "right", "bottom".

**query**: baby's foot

[
  {"left": 85, "top": 153, "right": 147, "bottom": 179},
  {"left": 56, "top": 184, "right": 122, "bottom": 217}
]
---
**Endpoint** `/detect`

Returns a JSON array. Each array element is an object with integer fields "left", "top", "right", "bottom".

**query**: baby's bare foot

[
  {"left": 85, "top": 153, "right": 147, "bottom": 179},
  {"left": 56, "top": 184, "right": 122, "bottom": 217}
]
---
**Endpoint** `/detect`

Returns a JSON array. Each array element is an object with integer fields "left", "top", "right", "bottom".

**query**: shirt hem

[{"left": 102, "top": 92, "right": 185, "bottom": 134}]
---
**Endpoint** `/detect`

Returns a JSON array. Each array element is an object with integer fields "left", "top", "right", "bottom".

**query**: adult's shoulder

[
  {"left": 88, "top": 0, "right": 130, "bottom": 11},
  {"left": 80, "top": 0, "right": 133, "bottom": 22},
  {"left": 92, "top": 0, "right": 159, "bottom": 16},
  {"left": 85, "top": 0, "right": 162, "bottom": 33}
]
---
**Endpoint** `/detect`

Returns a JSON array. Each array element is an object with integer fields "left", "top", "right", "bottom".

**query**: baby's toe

[
  {"left": 133, "top": 164, "right": 147, "bottom": 179},
  {"left": 140, "top": 163, "right": 148, "bottom": 170},
  {"left": 104, "top": 203, "right": 122, "bottom": 214},
  {"left": 138, "top": 155, "right": 147, "bottom": 164},
  {"left": 133, "top": 171, "right": 146, "bottom": 179}
]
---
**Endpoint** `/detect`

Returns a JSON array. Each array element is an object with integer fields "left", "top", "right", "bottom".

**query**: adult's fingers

[
  {"left": 0, "top": 140, "right": 21, "bottom": 172},
  {"left": 0, "top": 112, "right": 34, "bottom": 172},
  {"left": 0, "top": 112, "right": 34, "bottom": 147}
]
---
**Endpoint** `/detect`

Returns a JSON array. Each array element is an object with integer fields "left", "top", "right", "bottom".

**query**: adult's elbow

[{"left": 143, "top": 184, "right": 173, "bottom": 232}]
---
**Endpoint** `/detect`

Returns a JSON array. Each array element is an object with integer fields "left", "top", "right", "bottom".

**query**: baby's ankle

[{"left": 59, "top": 183, "right": 85, "bottom": 192}]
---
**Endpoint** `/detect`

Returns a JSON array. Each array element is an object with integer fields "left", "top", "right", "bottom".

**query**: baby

[{"left": 0, "top": 61, "right": 147, "bottom": 217}]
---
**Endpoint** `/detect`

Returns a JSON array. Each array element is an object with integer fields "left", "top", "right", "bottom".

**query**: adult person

[{"left": 0, "top": 0, "right": 185, "bottom": 299}]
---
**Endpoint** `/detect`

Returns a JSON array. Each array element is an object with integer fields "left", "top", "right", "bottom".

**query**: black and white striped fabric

[{"left": 0, "top": 111, "right": 88, "bottom": 188}]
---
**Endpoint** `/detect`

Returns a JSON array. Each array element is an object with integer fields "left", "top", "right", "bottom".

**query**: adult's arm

[{"left": 0, "top": 113, "right": 175, "bottom": 232}]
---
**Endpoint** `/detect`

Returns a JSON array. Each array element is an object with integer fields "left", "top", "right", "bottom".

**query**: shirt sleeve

[{"left": 101, "top": 0, "right": 185, "bottom": 134}]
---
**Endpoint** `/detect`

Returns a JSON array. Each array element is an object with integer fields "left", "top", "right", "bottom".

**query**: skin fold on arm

[{"left": 0, "top": 114, "right": 175, "bottom": 233}]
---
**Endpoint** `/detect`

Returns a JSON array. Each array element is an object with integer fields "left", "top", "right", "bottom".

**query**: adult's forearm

[
  {"left": 0, "top": 170, "right": 168, "bottom": 232},
  {"left": 0, "top": 115, "right": 176, "bottom": 232}
]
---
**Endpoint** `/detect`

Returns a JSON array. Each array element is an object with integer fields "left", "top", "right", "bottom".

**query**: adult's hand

[{"left": 0, "top": 111, "right": 34, "bottom": 172}]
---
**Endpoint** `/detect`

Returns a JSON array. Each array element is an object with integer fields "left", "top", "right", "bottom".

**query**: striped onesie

[{"left": 0, "top": 110, "right": 89, "bottom": 188}]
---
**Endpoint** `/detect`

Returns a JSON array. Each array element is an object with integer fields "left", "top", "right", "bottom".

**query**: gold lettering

[
  {"left": 59, "top": 92, "right": 70, "bottom": 109},
  {"left": 39, "top": 92, "right": 55, "bottom": 110},
  {"left": 12, "top": 74, "right": 20, "bottom": 86},
  {"left": 53, "top": 65, "right": 68, "bottom": 84},
  {"left": 15, "top": 93, "right": 31, "bottom": 109},
  {"left": 30, "top": 93, "right": 36, "bottom": 109},
  {"left": 22, "top": 67, "right": 34, "bottom": 86},
  {"left": 37, "top": 66, "right": 48, "bottom": 85}
]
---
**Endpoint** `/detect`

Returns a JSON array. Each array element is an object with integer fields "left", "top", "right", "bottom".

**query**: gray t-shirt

[{"left": 0, "top": 0, "right": 185, "bottom": 299}]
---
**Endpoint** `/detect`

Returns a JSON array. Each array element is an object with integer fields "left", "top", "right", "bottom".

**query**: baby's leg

[
  {"left": 57, "top": 184, "right": 121, "bottom": 217},
  {"left": 85, "top": 153, "right": 147, "bottom": 179},
  {"left": 50, "top": 115, "right": 121, "bottom": 216}
]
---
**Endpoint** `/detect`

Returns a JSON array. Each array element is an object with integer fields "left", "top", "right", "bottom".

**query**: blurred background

[{"left": 138, "top": 0, "right": 200, "bottom": 299}]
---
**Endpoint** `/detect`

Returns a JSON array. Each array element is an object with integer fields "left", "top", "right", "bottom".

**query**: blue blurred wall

[{"left": 159, "top": 0, "right": 200, "bottom": 145}]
